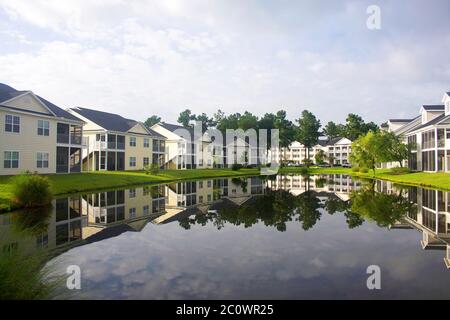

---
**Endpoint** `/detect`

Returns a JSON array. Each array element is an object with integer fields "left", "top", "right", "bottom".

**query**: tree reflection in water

[
  {"left": 349, "top": 181, "right": 413, "bottom": 227},
  {"left": 177, "top": 177, "right": 416, "bottom": 232}
]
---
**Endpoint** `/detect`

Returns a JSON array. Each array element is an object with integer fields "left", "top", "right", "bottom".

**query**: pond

[{"left": 1, "top": 174, "right": 450, "bottom": 299}]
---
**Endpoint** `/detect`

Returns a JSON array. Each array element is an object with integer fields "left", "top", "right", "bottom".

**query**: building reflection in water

[{"left": 1, "top": 174, "right": 450, "bottom": 268}]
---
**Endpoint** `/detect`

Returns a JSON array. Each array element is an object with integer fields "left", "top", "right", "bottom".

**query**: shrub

[
  {"left": 351, "top": 166, "right": 360, "bottom": 172},
  {"left": 359, "top": 167, "right": 369, "bottom": 173},
  {"left": 390, "top": 167, "right": 410, "bottom": 175},
  {"left": 144, "top": 163, "right": 160, "bottom": 175},
  {"left": 231, "top": 163, "right": 243, "bottom": 171},
  {"left": 0, "top": 249, "right": 59, "bottom": 299},
  {"left": 12, "top": 174, "right": 52, "bottom": 208},
  {"left": 299, "top": 167, "right": 309, "bottom": 176}
]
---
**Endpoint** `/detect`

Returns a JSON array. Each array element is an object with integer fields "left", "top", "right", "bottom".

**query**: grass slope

[
  {"left": 2, "top": 167, "right": 450, "bottom": 213},
  {"left": 0, "top": 169, "right": 259, "bottom": 213},
  {"left": 281, "top": 167, "right": 450, "bottom": 191}
]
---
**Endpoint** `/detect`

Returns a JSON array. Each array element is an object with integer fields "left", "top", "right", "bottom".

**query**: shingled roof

[
  {"left": 0, "top": 83, "right": 82, "bottom": 122},
  {"left": 71, "top": 107, "right": 164, "bottom": 137}
]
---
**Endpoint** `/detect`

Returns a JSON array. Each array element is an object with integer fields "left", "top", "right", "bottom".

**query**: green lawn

[
  {"left": 280, "top": 166, "right": 450, "bottom": 191},
  {"left": 0, "top": 168, "right": 259, "bottom": 213},
  {"left": 2, "top": 166, "right": 450, "bottom": 213}
]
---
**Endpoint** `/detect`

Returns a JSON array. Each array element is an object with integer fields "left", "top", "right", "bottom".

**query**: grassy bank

[
  {"left": 2, "top": 166, "right": 450, "bottom": 213},
  {"left": 0, "top": 168, "right": 259, "bottom": 213},
  {"left": 280, "top": 166, "right": 450, "bottom": 191}
]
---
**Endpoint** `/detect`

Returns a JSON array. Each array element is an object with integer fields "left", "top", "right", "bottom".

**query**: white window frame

[
  {"left": 4, "top": 151, "right": 19, "bottom": 168},
  {"left": 36, "top": 152, "right": 49, "bottom": 168},
  {"left": 129, "top": 156, "right": 136, "bottom": 167},
  {"left": 143, "top": 138, "right": 150, "bottom": 148},
  {"left": 129, "top": 207, "right": 136, "bottom": 218},
  {"left": 5, "top": 114, "right": 20, "bottom": 133},
  {"left": 129, "top": 136, "right": 136, "bottom": 147},
  {"left": 37, "top": 120, "right": 50, "bottom": 136},
  {"left": 143, "top": 205, "right": 149, "bottom": 215},
  {"left": 143, "top": 157, "right": 149, "bottom": 167}
]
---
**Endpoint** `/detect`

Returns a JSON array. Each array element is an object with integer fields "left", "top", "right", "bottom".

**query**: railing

[
  {"left": 71, "top": 134, "right": 82, "bottom": 145},
  {"left": 93, "top": 141, "right": 107, "bottom": 150},
  {"left": 82, "top": 137, "right": 89, "bottom": 147},
  {"left": 57, "top": 134, "right": 69, "bottom": 144}
]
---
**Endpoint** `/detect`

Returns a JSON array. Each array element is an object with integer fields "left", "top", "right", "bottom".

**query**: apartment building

[
  {"left": 385, "top": 92, "right": 450, "bottom": 172},
  {"left": 68, "top": 107, "right": 166, "bottom": 171},
  {"left": 0, "top": 83, "right": 85, "bottom": 175},
  {"left": 269, "top": 137, "right": 352, "bottom": 166},
  {"left": 151, "top": 122, "right": 223, "bottom": 169}
]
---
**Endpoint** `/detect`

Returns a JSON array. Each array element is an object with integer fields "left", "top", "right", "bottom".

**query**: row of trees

[{"left": 144, "top": 109, "right": 379, "bottom": 163}]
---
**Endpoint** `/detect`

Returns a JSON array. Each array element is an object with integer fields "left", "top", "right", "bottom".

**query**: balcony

[{"left": 57, "top": 134, "right": 69, "bottom": 144}]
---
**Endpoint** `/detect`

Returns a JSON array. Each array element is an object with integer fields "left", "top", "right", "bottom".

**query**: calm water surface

[{"left": 1, "top": 174, "right": 450, "bottom": 299}]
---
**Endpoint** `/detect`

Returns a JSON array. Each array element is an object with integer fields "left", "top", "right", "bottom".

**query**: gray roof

[
  {"left": 422, "top": 104, "right": 445, "bottom": 111},
  {"left": 326, "top": 137, "right": 345, "bottom": 146},
  {"left": 395, "top": 116, "right": 422, "bottom": 135},
  {"left": 0, "top": 83, "right": 82, "bottom": 122},
  {"left": 389, "top": 118, "right": 414, "bottom": 123},
  {"left": 72, "top": 107, "right": 164, "bottom": 137},
  {"left": 407, "top": 114, "right": 450, "bottom": 133},
  {"left": 159, "top": 122, "right": 194, "bottom": 135}
]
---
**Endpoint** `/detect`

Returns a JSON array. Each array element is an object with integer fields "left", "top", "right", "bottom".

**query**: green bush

[
  {"left": 231, "top": 163, "right": 243, "bottom": 171},
  {"left": 12, "top": 174, "right": 52, "bottom": 208},
  {"left": 359, "top": 167, "right": 369, "bottom": 173},
  {"left": 144, "top": 163, "right": 160, "bottom": 175},
  {"left": 299, "top": 167, "right": 309, "bottom": 175},
  {"left": 0, "top": 250, "right": 59, "bottom": 299},
  {"left": 351, "top": 166, "right": 360, "bottom": 172},
  {"left": 390, "top": 167, "right": 410, "bottom": 175}
]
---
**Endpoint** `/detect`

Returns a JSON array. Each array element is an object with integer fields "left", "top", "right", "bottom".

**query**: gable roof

[
  {"left": 409, "top": 113, "right": 450, "bottom": 132},
  {"left": 422, "top": 104, "right": 445, "bottom": 111},
  {"left": 0, "top": 83, "right": 26, "bottom": 102},
  {"left": 388, "top": 119, "right": 414, "bottom": 123},
  {"left": 395, "top": 116, "right": 422, "bottom": 135},
  {"left": 71, "top": 107, "right": 163, "bottom": 138},
  {"left": 159, "top": 122, "right": 195, "bottom": 136},
  {"left": 0, "top": 83, "right": 82, "bottom": 122}
]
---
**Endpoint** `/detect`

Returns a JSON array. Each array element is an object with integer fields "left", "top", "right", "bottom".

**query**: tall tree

[
  {"left": 343, "top": 114, "right": 379, "bottom": 141},
  {"left": 144, "top": 115, "right": 161, "bottom": 128},
  {"left": 378, "top": 132, "right": 409, "bottom": 167},
  {"left": 323, "top": 121, "right": 342, "bottom": 140},
  {"left": 297, "top": 110, "right": 321, "bottom": 165},
  {"left": 349, "top": 131, "right": 385, "bottom": 174},
  {"left": 238, "top": 111, "right": 259, "bottom": 131},
  {"left": 275, "top": 110, "right": 296, "bottom": 162},
  {"left": 258, "top": 113, "right": 276, "bottom": 149},
  {"left": 192, "top": 112, "right": 216, "bottom": 131},
  {"left": 177, "top": 109, "right": 194, "bottom": 127}
]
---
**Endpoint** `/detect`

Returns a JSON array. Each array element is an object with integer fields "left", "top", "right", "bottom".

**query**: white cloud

[{"left": 0, "top": 0, "right": 449, "bottom": 124}]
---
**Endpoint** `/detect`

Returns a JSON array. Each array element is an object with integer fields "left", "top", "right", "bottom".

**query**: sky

[{"left": 0, "top": 0, "right": 449, "bottom": 125}]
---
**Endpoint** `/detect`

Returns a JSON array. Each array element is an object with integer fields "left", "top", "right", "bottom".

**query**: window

[
  {"left": 143, "top": 205, "right": 149, "bottom": 215},
  {"left": 129, "top": 208, "right": 136, "bottom": 218},
  {"left": 143, "top": 138, "right": 150, "bottom": 148},
  {"left": 37, "top": 152, "right": 49, "bottom": 168},
  {"left": 143, "top": 157, "right": 149, "bottom": 166},
  {"left": 129, "top": 157, "right": 136, "bottom": 167},
  {"left": 5, "top": 115, "right": 20, "bottom": 133},
  {"left": 37, "top": 120, "right": 50, "bottom": 136},
  {"left": 129, "top": 136, "right": 136, "bottom": 147},
  {"left": 4, "top": 151, "right": 19, "bottom": 168},
  {"left": 129, "top": 189, "right": 136, "bottom": 198}
]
